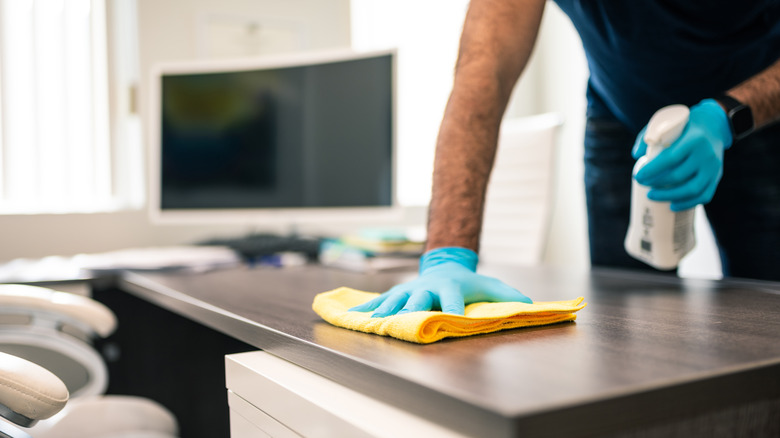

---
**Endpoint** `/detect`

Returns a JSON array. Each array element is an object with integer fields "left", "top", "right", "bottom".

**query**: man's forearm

[
  {"left": 425, "top": 0, "right": 546, "bottom": 253},
  {"left": 728, "top": 57, "right": 780, "bottom": 129},
  {"left": 425, "top": 84, "right": 505, "bottom": 252}
]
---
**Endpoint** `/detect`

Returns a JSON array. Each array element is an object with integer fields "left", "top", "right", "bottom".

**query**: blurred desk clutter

[
  {"left": 0, "top": 228, "right": 424, "bottom": 284},
  {"left": 319, "top": 227, "right": 424, "bottom": 272},
  {"left": 0, "top": 246, "right": 242, "bottom": 283},
  {"left": 196, "top": 232, "right": 322, "bottom": 266}
]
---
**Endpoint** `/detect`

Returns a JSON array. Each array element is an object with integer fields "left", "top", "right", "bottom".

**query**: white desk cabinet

[{"left": 225, "top": 351, "right": 466, "bottom": 438}]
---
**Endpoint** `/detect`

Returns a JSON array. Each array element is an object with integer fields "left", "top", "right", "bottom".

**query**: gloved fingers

[
  {"left": 647, "top": 169, "right": 717, "bottom": 205},
  {"left": 670, "top": 198, "right": 700, "bottom": 212},
  {"left": 438, "top": 283, "right": 466, "bottom": 316},
  {"left": 643, "top": 142, "right": 722, "bottom": 188},
  {"left": 634, "top": 140, "right": 694, "bottom": 184},
  {"left": 631, "top": 127, "right": 648, "bottom": 159},
  {"left": 637, "top": 156, "right": 699, "bottom": 189},
  {"left": 669, "top": 175, "right": 721, "bottom": 211},
  {"left": 349, "top": 283, "right": 408, "bottom": 312},
  {"left": 484, "top": 280, "right": 533, "bottom": 304},
  {"left": 370, "top": 289, "right": 411, "bottom": 318},
  {"left": 396, "top": 289, "right": 435, "bottom": 315},
  {"left": 349, "top": 294, "right": 388, "bottom": 312}
]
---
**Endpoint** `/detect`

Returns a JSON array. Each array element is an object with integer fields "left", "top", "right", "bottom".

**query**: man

[{"left": 352, "top": 0, "right": 780, "bottom": 317}]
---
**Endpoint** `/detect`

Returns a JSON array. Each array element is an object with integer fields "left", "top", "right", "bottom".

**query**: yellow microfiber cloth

[{"left": 312, "top": 287, "right": 587, "bottom": 344}]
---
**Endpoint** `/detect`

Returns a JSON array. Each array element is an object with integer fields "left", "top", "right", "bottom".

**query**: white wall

[
  {"left": 539, "top": 5, "right": 591, "bottom": 270},
  {"left": 351, "top": 0, "right": 469, "bottom": 207}
]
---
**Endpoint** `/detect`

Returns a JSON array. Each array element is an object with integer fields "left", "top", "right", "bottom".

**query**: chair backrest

[
  {"left": 480, "top": 113, "right": 562, "bottom": 266},
  {"left": 0, "top": 284, "right": 117, "bottom": 399}
]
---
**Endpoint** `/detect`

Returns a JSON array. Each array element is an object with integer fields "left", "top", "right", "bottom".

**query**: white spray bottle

[{"left": 624, "top": 104, "right": 695, "bottom": 270}]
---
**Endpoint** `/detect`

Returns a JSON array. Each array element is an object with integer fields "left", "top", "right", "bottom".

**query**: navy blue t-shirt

[{"left": 552, "top": 0, "right": 780, "bottom": 132}]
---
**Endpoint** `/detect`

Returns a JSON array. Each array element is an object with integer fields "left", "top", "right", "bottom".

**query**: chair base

[
  {"left": 0, "top": 420, "right": 32, "bottom": 438},
  {"left": 0, "top": 404, "right": 35, "bottom": 429}
]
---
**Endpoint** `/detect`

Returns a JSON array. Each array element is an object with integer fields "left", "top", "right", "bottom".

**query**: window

[{"left": 0, "top": 0, "right": 140, "bottom": 214}]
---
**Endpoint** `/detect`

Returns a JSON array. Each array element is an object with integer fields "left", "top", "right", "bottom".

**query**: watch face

[{"left": 731, "top": 105, "right": 754, "bottom": 138}]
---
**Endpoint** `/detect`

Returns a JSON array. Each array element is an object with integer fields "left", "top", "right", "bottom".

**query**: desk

[{"left": 112, "top": 264, "right": 780, "bottom": 437}]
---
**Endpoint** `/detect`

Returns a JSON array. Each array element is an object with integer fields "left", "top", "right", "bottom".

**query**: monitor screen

[{"left": 148, "top": 49, "right": 397, "bottom": 224}]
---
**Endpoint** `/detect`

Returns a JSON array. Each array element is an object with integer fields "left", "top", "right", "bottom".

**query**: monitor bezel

[{"left": 147, "top": 48, "right": 401, "bottom": 226}]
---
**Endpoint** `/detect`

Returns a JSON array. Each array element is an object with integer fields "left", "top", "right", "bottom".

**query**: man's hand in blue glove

[
  {"left": 349, "top": 247, "right": 532, "bottom": 317},
  {"left": 632, "top": 98, "right": 733, "bottom": 212}
]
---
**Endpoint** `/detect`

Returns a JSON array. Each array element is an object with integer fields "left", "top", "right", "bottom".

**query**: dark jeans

[{"left": 584, "top": 116, "right": 780, "bottom": 281}]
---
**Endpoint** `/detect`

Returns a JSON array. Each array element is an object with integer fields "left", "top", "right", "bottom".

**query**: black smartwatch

[{"left": 715, "top": 94, "right": 754, "bottom": 142}]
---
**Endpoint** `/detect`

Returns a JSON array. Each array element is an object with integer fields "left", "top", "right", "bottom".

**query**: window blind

[{"left": 0, "top": 0, "right": 114, "bottom": 214}]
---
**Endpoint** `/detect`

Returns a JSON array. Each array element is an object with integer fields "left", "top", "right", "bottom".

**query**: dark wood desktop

[{"left": 102, "top": 264, "right": 780, "bottom": 438}]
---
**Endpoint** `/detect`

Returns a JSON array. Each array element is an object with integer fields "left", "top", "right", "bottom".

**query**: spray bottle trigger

[{"left": 643, "top": 105, "right": 690, "bottom": 156}]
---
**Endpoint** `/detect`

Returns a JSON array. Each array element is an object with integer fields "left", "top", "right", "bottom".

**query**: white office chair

[
  {"left": 480, "top": 113, "right": 563, "bottom": 266},
  {"left": 0, "top": 284, "right": 178, "bottom": 438}
]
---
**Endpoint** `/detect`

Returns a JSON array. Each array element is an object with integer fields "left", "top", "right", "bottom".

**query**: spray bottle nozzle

[{"left": 643, "top": 104, "right": 690, "bottom": 152}]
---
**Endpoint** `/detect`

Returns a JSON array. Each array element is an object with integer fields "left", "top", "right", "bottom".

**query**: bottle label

[
  {"left": 624, "top": 178, "right": 696, "bottom": 269},
  {"left": 673, "top": 209, "right": 695, "bottom": 253},
  {"left": 640, "top": 207, "right": 653, "bottom": 253}
]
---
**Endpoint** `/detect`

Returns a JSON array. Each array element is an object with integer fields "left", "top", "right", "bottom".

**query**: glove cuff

[
  {"left": 695, "top": 98, "right": 734, "bottom": 149},
  {"left": 419, "top": 247, "right": 478, "bottom": 273}
]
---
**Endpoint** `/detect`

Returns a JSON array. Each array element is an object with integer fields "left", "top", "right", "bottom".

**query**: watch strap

[{"left": 715, "top": 94, "right": 754, "bottom": 141}]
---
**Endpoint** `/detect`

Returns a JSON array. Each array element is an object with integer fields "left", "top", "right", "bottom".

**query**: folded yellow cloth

[{"left": 312, "top": 287, "right": 587, "bottom": 344}]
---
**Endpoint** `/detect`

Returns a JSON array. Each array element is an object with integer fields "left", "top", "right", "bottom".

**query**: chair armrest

[
  {"left": 0, "top": 284, "right": 116, "bottom": 337},
  {"left": 0, "top": 352, "right": 69, "bottom": 426}
]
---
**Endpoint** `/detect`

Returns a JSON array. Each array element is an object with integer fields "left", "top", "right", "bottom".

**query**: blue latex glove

[
  {"left": 349, "top": 247, "right": 532, "bottom": 317},
  {"left": 632, "top": 98, "right": 732, "bottom": 212}
]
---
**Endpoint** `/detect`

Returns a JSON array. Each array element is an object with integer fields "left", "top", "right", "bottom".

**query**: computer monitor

[{"left": 147, "top": 48, "right": 399, "bottom": 227}]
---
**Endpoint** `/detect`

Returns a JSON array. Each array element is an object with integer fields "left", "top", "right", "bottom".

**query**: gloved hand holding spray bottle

[{"left": 625, "top": 105, "right": 696, "bottom": 269}]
